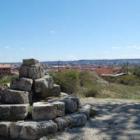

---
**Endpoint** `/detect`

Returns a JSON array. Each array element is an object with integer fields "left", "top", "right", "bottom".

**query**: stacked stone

[{"left": 0, "top": 59, "right": 94, "bottom": 140}]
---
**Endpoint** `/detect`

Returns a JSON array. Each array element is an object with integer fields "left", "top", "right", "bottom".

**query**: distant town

[{"left": 1, "top": 59, "right": 140, "bottom": 78}]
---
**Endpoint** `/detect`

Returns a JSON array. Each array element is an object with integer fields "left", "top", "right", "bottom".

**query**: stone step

[
  {"left": 0, "top": 104, "right": 29, "bottom": 121},
  {"left": 0, "top": 111, "right": 88, "bottom": 140},
  {"left": 32, "top": 101, "right": 65, "bottom": 120},
  {"left": 1, "top": 89, "right": 31, "bottom": 104}
]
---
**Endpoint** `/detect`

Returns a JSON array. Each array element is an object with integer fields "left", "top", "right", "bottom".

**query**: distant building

[{"left": 0, "top": 64, "right": 11, "bottom": 76}]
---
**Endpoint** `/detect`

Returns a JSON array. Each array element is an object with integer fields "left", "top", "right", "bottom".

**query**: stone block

[
  {"left": 63, "top": 98, "right": 78, "bottom": 114},
  {"left": 19, "top": 65, "right": 28, "bottom": 78},
  {"left": 54, "top": 113, "right": 87, "bottom": 130},
  {"left": 51, "top": 101, "right": 65, "bottom": 117},
  {"left": 23, "top": 58, "right": 39, "bottom": 66},
  {"left": 28, "top": 65, "right": 44, "bottom": 79},
  {"left": 0, "top": 122, "right": 11, "bottom": 137},
  {"left": 53, "top": 84, "right": 61, "bottom": 96},
  {"left": 10, "top": 120, "right": 58, "bottom": 140},
  {"left": 34, "top": 75, "right": 54, "bottom": 97},
  {"left": 1, "top": 89, "right": 30, "bottom": 104},
  {"left": 32, "top": 102, "right": 57, "bottom": 120},
  {"left": 10, "top": 77, "right": 33, "bottom": 92},
  {"left": 0, "top": 104, "right": 29, "bottom": 121}
]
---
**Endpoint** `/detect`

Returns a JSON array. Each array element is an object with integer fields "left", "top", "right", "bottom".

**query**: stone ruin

[{"left": 0, "top": 59, "right": 94, "bottom": 140}]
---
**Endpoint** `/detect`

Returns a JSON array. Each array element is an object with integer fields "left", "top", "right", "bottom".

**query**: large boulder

[
  {"left": 0, "top": 122, "right": 11, "bottom": 137},
  {"left": 10, "top": 77, "right": 33, "bottom": 92},
  {"left": 32, "top": 102, "right": 57, "bottom": 120},
  {"left": 10, "top": 120, "right": 58, "bottom": 140},
  {"left": 0, "top": 104, "right": 29, "bottom": 121},
  {"left": 1, "top": 89, "right": 30, "bottom": 104}
]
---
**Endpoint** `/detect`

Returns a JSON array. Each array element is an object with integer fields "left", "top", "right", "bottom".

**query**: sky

[{"left": 1, "top": 0, "right": 140, "bottom": 62}]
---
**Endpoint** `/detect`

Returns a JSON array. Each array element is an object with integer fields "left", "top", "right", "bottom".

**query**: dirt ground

[{"left": 55, "top": 98, "right": 140, "bottom": 140}]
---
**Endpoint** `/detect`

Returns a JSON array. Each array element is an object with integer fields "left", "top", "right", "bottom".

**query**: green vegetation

[{"left": 50, "top": 70, "right": 140, "bottom": 100}]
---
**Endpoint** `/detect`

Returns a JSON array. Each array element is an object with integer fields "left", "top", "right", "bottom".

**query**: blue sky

[{"left": 1, "top": 0, "right": 140, "bottom": 62}]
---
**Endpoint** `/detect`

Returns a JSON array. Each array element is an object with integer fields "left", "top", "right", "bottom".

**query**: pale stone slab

[
  {"left": 1, "top": 89, "right": 30, "bottom": 104},
  {"left": 32, "top": 102, "right": 57, "bottom": 120},
  {"left": 10, "top": 77, "right": 33, "bottom": 92},
  {"left": 0, "top": 104, "right": 29, "bottom": 121}
]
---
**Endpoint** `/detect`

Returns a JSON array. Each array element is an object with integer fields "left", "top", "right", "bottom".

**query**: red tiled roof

[
  {"left": 94, "top": 68, "right": 113, "bottom": 75},
  {"left": 0, "top": 64, "right": 11, "bottom": 68}
]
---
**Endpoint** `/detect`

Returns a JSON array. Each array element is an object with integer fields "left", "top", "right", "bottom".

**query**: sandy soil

[{"left": 55, "top": 98, "right": 140, "bottom": 140}]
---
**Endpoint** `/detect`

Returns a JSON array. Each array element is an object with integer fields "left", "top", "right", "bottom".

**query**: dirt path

[{"left": 55, "top": 98, "right": 140, "bottom": 140}]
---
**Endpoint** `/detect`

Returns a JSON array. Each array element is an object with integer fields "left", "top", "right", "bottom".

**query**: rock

[
  {"left": 39, "top": 136, "right": 49, "bottom": 140},
  {"left": 23, "top": 58, "right": 40, "bottom": 66},
  {"left": 1, "top": 89, "right": 30, "bottom": 104},
  {"left": 60, "top": 92, "right": 68, "bottom": 97},
  {"left": 0, "top": 122, "right": 11, "bottom": 137},
  {"left": 10, "top": 121, "right": 58, "bottom": 140},
  {"left": 54, "top": 113, "right": 87, "bottom": 130},
  {"left": 28, "top": 65, "right": 44, "bottom": 79},
  {"left": 53, "top": 84, "right": 61, "bottom": 96},
  {"left": 80, "top": 104, "right": 95, "bottom": 118},
  {"left": 54, "top": 117, "right": 70, "bottom": 131},
  {"left": 10, "top": 121, "right": 24, "bottom": 138},
  {"left": 63, "top": 98, "right": 78, "bottom": 113},
  {"left": 65, "top": 94, "right": 80, "bottom": 107},
  {"left": 19, "top": 65, "right": 28, "bottom": 78},
  {"left": 34, "top": 75, "right": 54, "bottom": 97},
  {"left": 32, "top": 102, "right": 57, "bottom": 120},
  {"left": 51, "top": 101, "right": 65, "bottom": 117},
  {"left": 0, "top": 104, "right": 29, "bottom": 121},
  {"left": 48, "top": 97, "right": 78, "bottom": 114},
  {"left": 10, "top": 77, "right": 33, "bottom": 92}
]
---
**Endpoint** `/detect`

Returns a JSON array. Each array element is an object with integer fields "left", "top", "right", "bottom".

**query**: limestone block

[
  {"left": 1, "top": 89, "right": 30, "bottom": 104},
  {"left": 28, "top": 65, "right": 44, "bottom": 79},
  {"left": 23, "top": 58, "right": 40, "bottom": 66},
  {"left": 10, "top": 77, "right": 33, "bottom": 91},
  {"left": 0, "top": 122, "right": 11, "bottom": 137},
  {"left": 51, "top": 101, "right": 65, "bottom": 117},
  {"left": 19, "top": 65, "right": 28, "bottom": 78},
  {"left": 53, "top": 84, "right": 61, "bottom": 96},
  {"left": 10, "top": 121, "right": 58, "bottom": 140},
  {"left": 32, "top": 102, "right": 57, "bottom": 120},
  {"left": 34, "top": 75, "right": 54, "bottom": 97},
  {"left": 10, "top": 121, "right": 24, "bottom": 138},
  {"left": 0, "top": 104, "right": 29, "bottom": 121}
]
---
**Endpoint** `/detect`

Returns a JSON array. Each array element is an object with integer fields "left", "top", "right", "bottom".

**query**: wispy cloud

[
  {"left": 50, "top": 30, "right": 56, "bottom": 34},
  {"left": 4, "top": 46, "right": 10, "bottom": 49}
]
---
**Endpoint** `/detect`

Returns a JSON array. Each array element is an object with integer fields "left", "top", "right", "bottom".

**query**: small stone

[
  {"left": 32, "top": 102, "right": 57, "bottom": 120},
  {"left": 0, "top": 104, "right": 29, "bottom": 121},
  {"left": 1, "top": 89, "right": 30, "bottom": 104},
  {"left": 10, "top": 77, "right": 33, "bottom": 92},
  {"left": 60, "top": 92, "right": 68, "bottom": 97},
  {"left": 0, "top": 122, "right": 11, "bottom": 137}
]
